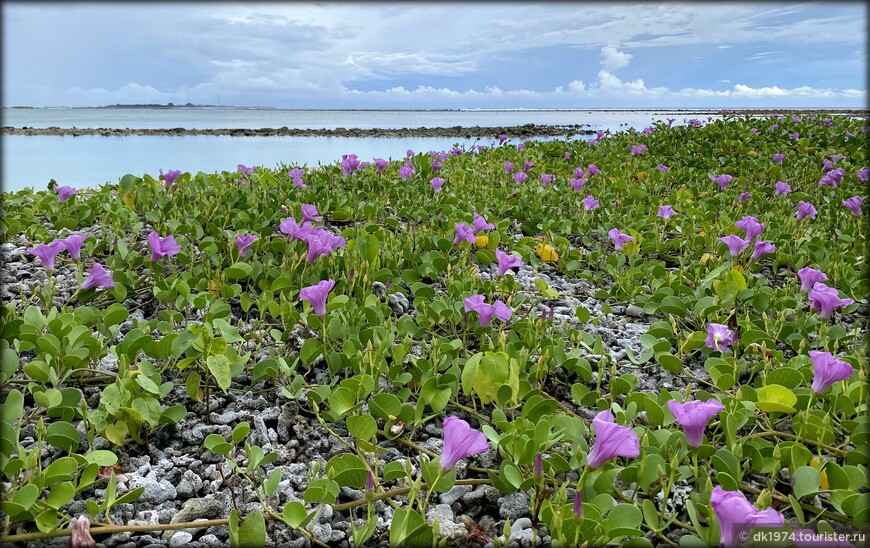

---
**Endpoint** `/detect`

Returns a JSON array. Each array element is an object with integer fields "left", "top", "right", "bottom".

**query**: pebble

[{"left": 169, "top": 532, "right": 193, "bottom": 547}]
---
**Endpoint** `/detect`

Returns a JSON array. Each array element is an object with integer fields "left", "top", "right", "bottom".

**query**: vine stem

[{"left": 741, "top": 430, "right": 846, "bottom": 457}]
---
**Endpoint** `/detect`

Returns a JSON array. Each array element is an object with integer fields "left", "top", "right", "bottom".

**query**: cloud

[{"left": 600, "top": 45, "right": 633, "bottom": 71}]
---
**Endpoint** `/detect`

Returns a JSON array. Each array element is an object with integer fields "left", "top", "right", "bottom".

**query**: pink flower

[
  {"left": 570, "top": 177, "right": 588, "bottom": 192},
  {"left": 300, "top": 279, "right": 335, "bottom": 317},
  {"left": 809, "top": 351, "right": 854, "bottom": 394},
  {"left": 581, "top": 194, "right": 599, "bottom": 211},
  {"left": 495, "top": 248, "right": 524, "bottom": 277},
  {"left": 631, "top": 144, "right": 647, "bottom": 155},
  {"left": 657, "top": 205, "right": 676, "bottom": 220},
  {"left": 739, "top": 192, "right": 751, "bottom": 202},
  {"left": 81, "top": 263, "right": 115, "bottom": 290},
  {"left": 464, "top": 294, "right": 512, "bottom": 327},
  {"left": 56, "top": 185, "right": 77, "bottom": 202},
  {"left": 573, "top": 167, "right": 586, "bottom": 178},
  {"left": 303, "top": 228, "right": 346, "bottom": 263},
  {"left": 667, "top": 399, "right": 724, "bottom": 447},
  {"left": 709, "top": 174, "right": 733, "bottom": 190},
  {"left": 301, "top": 204, "right": 323, "bottom": 223},
  {"left": 655, "top": 164, "right": 670, "bottom": 172},
  {"left": 430, "top": 177, "right": 445, "bottom": 193},
  {"left": 563, "top": 152, "right": 571, "bottom": 162},
  {"left": 237, "top": 164, "right": 255, "bottom": 175},
  {"left": 774, "top": 181, "right": 791, "bottom": 196},
  {"left": 523, "top": 161, "right": 534, "bottom": 171},
  {"left": 573, "top": 490, "right": 583, "bottom": 520},
  {"left": 280, "top": 218, "right": 313, "bottom": 241},
  {"left": 58, "top": 232, "right": 91, "bottom": 260},
  {"left": 373, "top": 158, "right": 389, "bottom": 174},
  {"left": 147, "top": 231, "right": 181, "bottom": 262},
  {"left": 772, "top": 153, "right": 785, "bottom": 165},
  {"left": 843, "top": 196, "right": 863, "bottom": 216},
  {"left": 818, "top": 167, "right": 845, "bottom": 187},
  {"left": 857, "top": 167, "right": 869, "bottom": 182},
  {"left": 797, "top": 267, "right": 828, "bottom": 292},
  {"left": 439, "top": 415, "right": 489, "bottom": 471},
  {"left": 341, "top": 154, "right": 361, "bottom": 176},
  {"left": 498, "top": 134, "right": 508, "bottom": 144},
  {"left": 719, "top": 235, "right": 749, "bottom": 257},
  {"left": 160, "top": 169, "right": 183, "bottom": 189},
  {"left": 796, "top": 201, "right": 817, "bottom": 220},
  {"left": 288, "top": 167, "right": 306, "bottom": 188},
  {"left": 512, "top": 172, "right": 529, "bottom": 185},
  {"left": 751, "top": 240, "right": 776, "bottom": 259},
  {"left": 608, "top": 228, "right": 634, "bottom": 250},
  {"left": 453, "top": 223, "right": 476, "bottom": 245},
  {"left": 235, "top": 234, "right": 258, "bottom": 257},
  {"left": 710, "top": 486, "right": 784, "bottom": 547},
  {"left": 587, "top": 164, "right": 600, "bottom": 175},
  {"left": 586, "top": 410, "right": 640, "bottom": 468},
  {"left": 705, "top": 323, "right": 736, "bottom": 353},
  {"left": 540, "top": 173, "right": 555, "bottom": 187},
  {"left": 68, "top": 515, "right": 96, "bottom": 548},
  {"left": 472, "top": 212, "right": 495, "bottom": 234},
  {"left": 398, "top": 164, "right": 415, "bottom": 181},
  {"left": 808, "top": 283, "right": 854, "bottom": 318},
  {"left": 735, "top": 216, "right": 764, "bottom": 240},
  {"left": 504, "top": 161, "right": 515, "bottom": 174}
]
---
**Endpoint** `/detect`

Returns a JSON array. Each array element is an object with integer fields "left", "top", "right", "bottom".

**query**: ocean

[{"left": 2, "top": 108, "right": 723, "bottom": 194}]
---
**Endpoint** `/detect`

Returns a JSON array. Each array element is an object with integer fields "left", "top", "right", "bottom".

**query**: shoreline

[{"left": 0, "top": 124, "right": 594, "bottom": 138}]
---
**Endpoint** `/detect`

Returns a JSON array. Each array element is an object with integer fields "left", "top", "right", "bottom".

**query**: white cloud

[{"left": 600, "top": 45, "right": 633, "bottom": 71}]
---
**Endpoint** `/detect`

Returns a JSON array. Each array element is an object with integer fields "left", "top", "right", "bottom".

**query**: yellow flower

[
  {"left": 475, "top": 235, "right": 489, "bottom": 248},
  {"left": 733, "top": 264, "right": 744, "bottom": 273},
  {"left": 636, "top": 171, "right": 646, "bottom": 180},
  {"left": 748, "top": 150, "right": 758, "bottom": 158},
  {"left": 810, "top": 458, "right": 829, "bottom": 490},
  {"left": 535, "top": 243, "right": 559, "bottom": 262}
]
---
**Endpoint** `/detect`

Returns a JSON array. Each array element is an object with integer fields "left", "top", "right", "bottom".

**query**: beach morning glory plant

[
  {"left": 667, "top": 399, "right": 725, "bottom": 448},
  {"left": 160, "top": 169, "right": 182, "bottom": 189},
  {"left": 495, "top": 248, "right": 524, "bottom": 277},
  {"left": 147, "top": 231, "right": 181, "bottom": 262},
  {"left": 454, "top": 223, "right": 476, "bottom": 245},
  {"left": 734, "top": 216, "right": 764, "bottom": 240},
  {"left": 430, "top": 177, "right": 445, "bottom": 193},
  {"left": 607, "top": 228, "right": 634, "bottom": 250},
  {"left": 300, "top": 279, "right": 335, "bottom": 317},
  {"left": 842, "top": 196, "right": 862, "bottom": 216},
  {"left": 464, "top": 295, "right": 512, "bottom": 327},
  {"left": 581, "top": 195, "right": 599, "bottom": 211},
  {"left": 657, "top": 205, "right": 676, "bottom": 220},
  {"left": 235, "top": 234, "right": 258, "bottom": 258},
  {"left": 719, "top": 235, "right": 750, "bottom": 257},
  {"left": 81, "top": 263, "right": 115, "bottom": 290},
  {"left": 751, "top": 240, "right": 776, "bottom": 259},
  {"left": 58, "top": 233, "right": 91, "bottom": 260},
  {"left": 55, "top": 185, "right": 77, "bottom": 203},
  {"left": 439, "top": 416, "right": 489, "bottom": 472},
  {"left": 586, "top": 410, "right": 640, "bottom": 469},
  {"left": 28, "top": 240, "right": 66, "bottom": 273},
  {"left": 710, "top": 486, "right": 784, "bottom": 547},
  {"left": 472, "top": 212, "right": 495, "bottom": 234},
  {"left": 808, "top": 351, "right": 854, "bottom": 394},
  {"left": 710, "top": 174, "right": 733, "bottom": 190},
  {"left": 797, "top": 267, "right": 827, "bottom": 292},
  {"left": 705, "top": 323, "right": 736, "bottom": 353},
  {"left": 796, "top": 201, "right": 818, "bottom": 220},
  {"left": 808, "top": 283, "right": 854, "bottom": 318},
  {"left": 288, "top": 167, "right": 306, "bottom": 188},
  {"left": 774, "top": 181, "right": 791, "bottom": 196}
]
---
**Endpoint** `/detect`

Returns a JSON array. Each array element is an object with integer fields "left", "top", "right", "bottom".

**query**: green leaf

[
  {"left": 212, "top": 318, "right": 244, "bottom": 343},
  {"left": 655, "top": 353, "right": 683, "bottom": 375},
  {"left": 756, "top": 384, "right": 797, "bottom": 414},
  {"left": 205, "top": 433, "right": 233, "bottom": 455},
  {"left": 44, "top": 456, "right": 78, "bottom": 483},
  {"left": 299, "top": 338, "right": 323, "bottom": 366},
  {"left": 328, "top": 386, "right": 357, "bottom": 417},
  {"left": 282, "top": 501, "right": 314, "bottom": 528},
  {"left": 83, "top": 450, "right": 118, "bottom": 467},
  {"left": 44, "top": 483, "right": 76, "bottom": 510},
  {"left": 206, "top": 354, "right": 232, "bottom": 393},
  {"left": 793, "top": 466, "right": 821, "bottom": 499},
  {"left": 304, "top": 477, "right": 340, "bottom": 505},
  {"left": 326, "top": 453, "right": 368, "bottom": 488},
  {"left": 224, "top": 262, "right": 253, "bottom": 280},
  {"left": 346, "top": 414, "right": 377, "bottom": 442},
  {"left": 231, "top": 509, "right": 265, "bottom": 548},
  {"left": 45, "top": 421, "right": 79, "bottom": 453},
  {"left": 232, "top": 422, "right": 251, "bottom": 445}
]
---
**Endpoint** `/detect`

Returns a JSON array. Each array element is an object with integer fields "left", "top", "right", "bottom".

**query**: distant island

[{"left": 96, "top": 103, "right": 218, "bottom": 109}]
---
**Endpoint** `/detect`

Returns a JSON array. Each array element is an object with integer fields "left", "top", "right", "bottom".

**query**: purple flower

[
  {"left": 705, "top": 323, "right": 736, "bottom": 353},
  {"left": 27, "top": 240, "right": 65, "bottom": 272},
  {"left": 406, "top": 149, "right": 414, "bottom": 158},
  {"left": 341, "top": 154, "right": 361, "bottom": 176},
  {"left": 608, "top": 228, "right": 634, "bottom": 250},
  {"left": 822, "top": 158, "right": 834, "bottom": 172},
  {"left": 512, "top": 172, "right": 529, "bottom": 185},
  {"left": 147, "top": 231, "right": 181, "bottom": 262},
  {"left": 570, "top": 177, "right": 588, "bottom": 193},
  {"left": 81, "top": 262, "right": 115, "bottom": 290},
  {"left": 796, "top": 201, "right": 817, "bottom": 220},
  {"left": 300, "top": 279, "right": 335, "bottom": 317},
  {"left": 808, "top": 283, "right": 854, "bottom": 318},
  {"left": 303, "top": 228, "right": 346, "bottom": 263},
  {"left": 586, "top": 410, "right": 640, "bottom": 469},
  {"left": 373, "top": 158, "right": 389, "bottom": 174},
  {"left": 709, "top": 174, "right": 733, "bottom": 190},
  {"left": 711, "top": 486, "right": 784, "bottom": 548},
  {"left": 464, "top": 294, "right": 512, "bottom": 327},
  {"left": 288, "top": 167, "right": 306, "bottom": 188},
  {"left": 718, "top": 235, "right": 749, "bottom": 257},
  {"left": 237, "top": 164, "right": 255, "bottom": 175},
  {"left": 523, "top": 160, "right": 534, "bottom": 171},
  {"left": 843, "top": 196, "right": 863, "bottom": 216},
  {"left": 68, "top": 515, "right": 96, "bottom": 548},
  {"left": 280, "top": 218, "right": 313, "bottom": 241},
  {"left": 769, "top": 123, "right": 779, "bottom": 130},
  {"left": 631, "top": 144, "right": 647, "bottom": 156},
  {"left": 56, "top": 185, "right": 77, "bottom": 203},
  {"left": 301, "top": 204, "right": 323, "bottom": 223},
  {"left": 797, "top": 267, "right": 828, "bottom": 292},
  {"left": 857, "top": 167, "right": 869, "bottom": 182},
  {"left": 688, "top": 119, "right": 702, "bottom": 127},
  {"left": 667, "top": 399, "right": 725, "bottom": 448},
  {"left": 540, "top": 173, "right": 555, "bottom": 187},
  {"left": 739, "top": 192, "right": 751, "bottom": 203},
  {"left": 235, "top": 234, "right": 258, "bottom": 257},
  {"left": 666, "top": 118, "right": 675, "bottom": 127},
  {"left": 774, "top": 181, "right": 791, "bottom": 196},
  {"left": 430, "top": 159, "right": 442, "bottom": 171},
  {"left": 581, "top": 194, "right": 599, "bottom": 211},
  {"left": 533, "top": 453, "right": 543, "bottom": 479},
  {"left": 573, "top": 490, "right": 583, "bottom": 521},
  {"left": 772, "top": 153, "right": 785, "bottom": 165},
  {"left": 822, "top": 118, "right": 834, "bottom": 127},
  {"left": 160, "top": 169, "right": 182, "bottom": 189},
  {"left": 818, "top": 167, "right": 845, "bottom": 187},
  {"left": 587, "top": 164, "right": 600, "bottom": 175},
  {"left": 657, "top": 205, "right": 676, "bottom": 220},
  {"left": 655, "top": 164, "right": 670, "bottom": 172},
  {"left": 809, "top": 351, "right": 854, "bottom": 394},
  {"left": 573, "top": 167, "right": 586, "bottom": 178},
  {"left": 504, "top": 161, "right": 515, "bottom": 174},
  {"left": 495, "top": 248, "right": 524, "bottom": 276},
  {"left": 430, "top": 177, "right": 445, "bottom": 193},
  {"left": 58, "top": 232, "right": 91, "bottom": 260},
  {"left": 365, "top": 471, "right": 375, "bottom": 494},
  {"left": 563, "top": 152, "right": 571, "bottom": 162},
  {"left": 498, "top": 134, "right": 508, "bottom": 144},
  {"left": 751, "top": 240, "right": 776, "bottom": 259},
  {"left": 398, "top": 164, "right": 415, "bottom": 181},
  {"left": 472, "top": 212, "right": 495, "bottom": 234},
  {"left": 735, "top": 216, "right": 764, "bottom": 240},
  {"left": 439, "top": 415, "right": 489, "bottom": 471},
  {"left": 790, "top": 132, "right": 800, "bottom": 141},
  {"left": 517, "top": 142, "right": 526, "bottom": 151},
  {"left": 454, "top": 223, "right": 476, "bottom": 245}
]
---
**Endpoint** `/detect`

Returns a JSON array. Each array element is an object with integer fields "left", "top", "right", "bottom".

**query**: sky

[{"left": 2, "top": 2, "right": 867, "bottom": 109}]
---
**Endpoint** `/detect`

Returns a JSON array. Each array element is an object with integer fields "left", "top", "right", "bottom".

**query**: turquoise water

[{"left": 2, "top": 108, "right": 719, "bottom": 194}]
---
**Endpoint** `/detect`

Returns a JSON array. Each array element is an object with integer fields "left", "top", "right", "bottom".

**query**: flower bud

[
  {"left": 572, "top": 490, "right": 583, "bottom": 521},
  {"left": 533, "top": 453, "right": 543, "bottom": 480}
]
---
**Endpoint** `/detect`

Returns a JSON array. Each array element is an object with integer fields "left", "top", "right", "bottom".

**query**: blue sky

[{"left": 2, "top": 2, "right": 866, "bottom": 109}]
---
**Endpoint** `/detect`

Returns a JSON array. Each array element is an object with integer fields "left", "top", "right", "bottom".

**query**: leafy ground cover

[{"left": 1, "top": 111, "right": 867, "bottom": 547}]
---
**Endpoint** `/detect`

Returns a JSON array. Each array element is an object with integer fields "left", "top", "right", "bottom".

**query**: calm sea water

[{"left": 2, "top": 108, "right": 722, "bottom": 193}]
